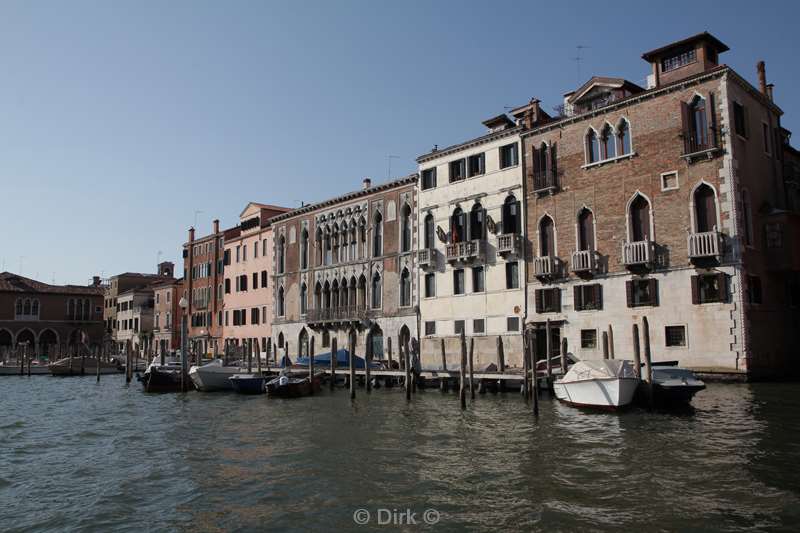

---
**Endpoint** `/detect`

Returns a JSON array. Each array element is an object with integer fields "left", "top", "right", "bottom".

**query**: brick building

[
  {"left": 518, "top": 33, "right": 799, "bottom": 377},
  {"left": 0, "top": 272, "right": 105, "bottom": 357},
  {"left": 182, "top": 220, "right": 225, "bottom": 356},
  {"left": 270, "top": 176, "right": 418, "bottom": 361},
  {"left": 152, "top": 277, "right": 184, "bottom": 353},
  {"left": 222, "top": 202, "right": 290, "bottom": 353}
]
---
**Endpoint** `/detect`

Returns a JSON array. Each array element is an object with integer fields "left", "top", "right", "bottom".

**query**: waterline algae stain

[{"left": 2, "top": 376, "right": 800, "bottom": 531}]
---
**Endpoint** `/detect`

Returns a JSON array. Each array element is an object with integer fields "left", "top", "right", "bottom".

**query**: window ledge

[
  {"left": 582, "top": 152, "right": 636, "bottom": 170},
  {"left": 681, "top": 146, "right": 722, "bottom": 161}
]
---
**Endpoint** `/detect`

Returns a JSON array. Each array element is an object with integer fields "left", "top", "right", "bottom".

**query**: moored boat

[
  {"left": 49, "top": 357, "right": 122, "bottom": 376},
  {"left": 553, "top": 360, "right": 640, "bottom": 410},
  {"left": 0, "top": 362, "right": 51, "bottom": 375},
  {"left": 266, "top": 375, "right": 321, "bottom": 398},
  {"left": 189, "top": 359, "right": 245, "bottom": 391},
  {"left": 229, "top": 374, "right": 267, "bottom": 395},
  {"left": 649, "top": 363, "right": 706, "bottom": 406}
]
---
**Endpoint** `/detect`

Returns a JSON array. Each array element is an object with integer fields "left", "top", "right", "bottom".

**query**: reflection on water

[{"left": 2, "top": 377, "right": 800, "bottom": 532}]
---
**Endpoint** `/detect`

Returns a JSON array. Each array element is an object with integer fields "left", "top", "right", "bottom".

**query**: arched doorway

[
  {"left": 399, "top": 325, "right": 410, "bottom": 351},
  {"left": 539, "top": 215, "right": 555, "bottom": 257},
  {"left": 577, "top": 208, "right": 594, "bottom": 251},
  {"left": 39, "top": 329, "right": 58, "bottom": 359},
  {"left": 298, "top": 328, "right": 309, "bottom": 358},
  {"left": 629, "top": 195, "right": 651, "bottom": 242},
  {"left": 16, "top": 329, "right": 35, "bottom": 349},
  {"left": 0, "top": 329, "right": 12, "bottom": 347},
  {"left": 694, "top": 184, "right": 717, "bottom": 233},
  {"left": 278, "top": 332, "right": 285, "bottom": 349},
  {"left": 370, "top": 325, "right": 384, "bottom": 359}
]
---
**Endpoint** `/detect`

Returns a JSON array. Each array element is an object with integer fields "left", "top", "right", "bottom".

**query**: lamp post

[{"left": 179, "top": 297, "right": 189, "bottom": 392}]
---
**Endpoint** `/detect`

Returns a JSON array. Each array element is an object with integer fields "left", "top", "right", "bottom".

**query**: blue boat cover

[{"left": 294, "top": 349, "right": 380, "bottom": 369}]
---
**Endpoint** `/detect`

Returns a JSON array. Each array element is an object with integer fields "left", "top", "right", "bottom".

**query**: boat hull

[
  {"left": 651, "top": 383, "right": 706, "bottom": 406},
  {"left": 230, "top": 375, "right": 267, "bottom": 395},
  {"left": 554, "top": 377, "right": 640, "bottom": 409},
  {"left": 140, "top": 367, "right": 183, "bottom": 393},
  {"left": 189, "top": 364, "right": 242, "bottom": 391},
  {"left": 0, "top": 365, "right": 51, "bottom": 375},
  {"left": 49, "top": 358, "right": 122, "bottom": 376},
  {"left": 266, "top": 376, "right": 321, "bottom": 398}
]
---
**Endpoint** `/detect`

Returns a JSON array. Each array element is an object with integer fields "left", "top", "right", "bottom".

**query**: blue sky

[{"left": 2, "top": 0, "right": 797, "bottom": 284}]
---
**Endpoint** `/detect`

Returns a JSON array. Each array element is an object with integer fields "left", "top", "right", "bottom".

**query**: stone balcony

[
  {"left": 497, "top": 233, "right": 523, "bottom": 257},
  {"left": 533, "top": 256, "right": 560, "bottom": 279},
  {"left": 307, "top": 305, "right": 370, "bottom": 326},
  {"left": 445, "top": 239, "right": 486, "bottom": 264},
  {"left": 622, "top": 240, "right": 654, "bottom": 267},
  {"left": 418, "top": 248, "right": 436, "bottom": 270},
  {"left": 531, "top": 169, "right": 557, "bottom": 194},
  {"left": 688, "top": 231, "right": 722, "bottom": 261},
  {"left": 571, "top": 249, "right": 598, "bottom": 273}
]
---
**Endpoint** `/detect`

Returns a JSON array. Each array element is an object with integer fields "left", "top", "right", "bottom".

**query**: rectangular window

[
  {"left": 425, "top": 321, "right": 436, "bottom": 336},
  {"left": 225, "top": 278, "right": 231, "bottom": 294},
  {"left": 424, "top": 273, "right": 436, "bottom": 298},
  {"left": 733, "top": 102, "right": 748, "bottom": 138},
  {"left": 251, "top": 308, "right": 259, "bottom": 325},
  {"left": 241, "top": 275, "right": 248, "bottom": 292},
  {"left": 253, "top": 272, "right": 258, "bottom": 290},
  {"left": 261, "top": 270, "right": 268, "bottom": 288},
  {"left": 660, "top": 171, "right": 679, "bottom": 191},
  {"left": 535, "top": 288, "right": 561, "bottom": 313},
  {"left": 661, "top": 48, "right": 696, "bottom": 72},
  {"left": 453, "top": 269, "right": 465, "bottom": 295},
  {"left": 449, "top": 159, "right": 466, "bottom": 182},
  {"left": 243, "top": 245, "right": 247, "bottom": 261},
  {"left": 454, "top": 320, "right": 465, "bottom": 335},
  {"left": 421, "top": 168, "right": 437, "bottom": 190},
  {"left": 581, "top": 329, "right": 597, "bottom": 349},
  {"left": 254, "top": 242, "right": 259, "bottom": 258},
  {"left": 236, "top": 245, "right": 241, "bottom": 263},
  {"left": 691, "top": 274, "right": 727, "bottom": 304},
  {"left": 225, "top": 311, "right": 229, "bottom": 326},
  {"left": 467, "top": 153, "right": 485, "bottom": 177},
  {"left": 500, "top": 143, "right": 519, "bottom": 168},
  {"left": 665, "top": 325, "right": 686, "bottom": 347},
  {"left": 747, "top": 276, "right": 762, "bottom": 304},
  {"left": 472, "top": 266, "right": 485, "bottom": 293},
  {"left": 506, "top": 317, "right": 520, "bottom": 332},
  {"left": 473, "top": 319, "right": 485, "bottom": 334},
  {"left": 626, "top": 279, "right": 659, "bottom": 307},
  {"left": 574, "top": 284, "right": 602, "bottom": 311},
  {"left": 262, "top": 306, "right": 267, "bottom": 323},
  {"left": 505, "top": 261, "right": 519, "bottom": 289}
]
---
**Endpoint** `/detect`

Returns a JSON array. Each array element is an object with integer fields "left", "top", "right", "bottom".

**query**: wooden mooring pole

[
  {"left": 632, "top": 324, "right": 642, "bottom": 377},
  {"left": 387, "top": 336, "right": 393, "bottom": 369},
  {"left": 404, "top": 337, "right": 411, "bottom": 401},
  {"left": 496, "top": 336, "right": 505, "bottom": 393},
  {"left": 561, "top": 337, "right": 568, "bottom": 376},
  {"left": 96, "top": 345, "right": 101, "bottom": 383},
  {"left": 608, "top": 325, "right": 615, "bottom": 360},
  {"left": 330, "top": 336, "right": 337, "bottom": 390},
  {"left": 522, "top": 330, "right": 530, "bottom": 400},
  {"left": 440, "top": 338, "right": 448, "bottom": 393},
  {"left": 459, "top": 330, "right": 467, "bottom": 410},
  {"left": 545, "top": 319, "right": 552, "bottom": 380},
  {"left": 309, "top": 336, "right": 315, "bottom": 395},
  {"left": 349, "top": 330, "right": 356, "bottom": 400},
  {"left": 468, "top": 337, "right": 475, "bottom": 401},
  {"left": 602, "top": 331, "right": 609, "bottom": 360},
  {"left": 365, "top": 331, "right": 372, "bottom": 393},
  {"left": 256, "top": 338, "right": 263, "bottom": 375},
  {"left": 531, "top": 329, "right": 539, "bottom": 416},
  {"left": 642, "top": 316, "right": 654, "bottom": 409}
]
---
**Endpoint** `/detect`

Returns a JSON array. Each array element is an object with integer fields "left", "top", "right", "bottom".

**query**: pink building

[{"left": 222, "top": 202, "right": 290, "bottom": 354}]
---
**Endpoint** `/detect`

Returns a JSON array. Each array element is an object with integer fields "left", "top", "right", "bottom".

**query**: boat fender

[{"left": 279, "top": 376, "right": 289, "bottom": 386}]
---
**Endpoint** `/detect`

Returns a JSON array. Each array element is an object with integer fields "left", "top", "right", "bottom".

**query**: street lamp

[{"left": 179, "top": 296, "right": 189, "bottom": 392}]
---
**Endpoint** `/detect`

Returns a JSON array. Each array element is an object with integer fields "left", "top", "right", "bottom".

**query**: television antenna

[
  {"left": 386, "top": 155, "right": 400, "bottom": 180},
  {"left": 193, "top": 210, "right": 204, "bottom": 229},
  {"left": 572, "top": 45, "right": 590, "bottom": 85}
]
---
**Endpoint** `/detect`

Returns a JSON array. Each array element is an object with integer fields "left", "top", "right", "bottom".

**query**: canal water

[{"left": 2, "top": 376, "right": 800, "bottom": 532}]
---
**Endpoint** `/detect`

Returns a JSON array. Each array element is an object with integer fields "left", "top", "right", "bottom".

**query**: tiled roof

[{"left": 0, "top": 272, "right": 104, "bottom": 295}]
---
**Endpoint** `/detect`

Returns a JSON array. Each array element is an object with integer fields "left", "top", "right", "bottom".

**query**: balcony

[
  {"left": 497, "top": 233, "right": 523, "bottom": 257},
  {"left": 571, "top": 249, "right": 598, "bottom": 273},
  {"left": 622, "top": 240, "right": 654, "bottom": 267},
  {"left": 307, "top": 305, "right": 369, "bottom": 325},
  {"left": 688, "top": 231, "right": 722, "bottom": 260},
  {"left": 531, "top": 169, "right": 557, "bottom": 194},
  {"left": 418, "top": 248, "right": 436, "bottom": 270},
  {"left": 446, "top": 239, "right": 486, "bottom": 264},
  {"left": 533, "top": 256, "right": 560, "bottom": 279},
  {"left": 682, "top": 128, "right": 721, "bottom": 160}
]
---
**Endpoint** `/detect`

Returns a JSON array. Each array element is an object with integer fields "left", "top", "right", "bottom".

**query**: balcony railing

[
  {"left": 531, "top": 169, "right": 557, "bottom": 193},
  {"left": 418, "top": 248, "right": 436, "bottom": 270},
  {"left": 682, "top": 127, "right": 720, "bottom": 157},
  {"left": 571, "top": 249, "right": 598, "bottom": 273},
  {"left": 533, "top": 256, "right": 559, "bottom": 278},
  {"left": 445, "top": 239, "right": 486, "bottom": 264},
  {"left": 622, "top": 240, "right": 654, "bottom": 266},
  {"left": 497, "top": 233, "right": 523, "bottom": 256},
  {"left": 688, "top": 231, "right": 721, "bottom": 259},
  {"left": 307, "top": 305, "right": 369, "bottom": 323}
]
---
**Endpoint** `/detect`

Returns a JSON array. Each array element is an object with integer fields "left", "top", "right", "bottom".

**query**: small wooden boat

[
  {"left": 49, "top": 357, "right": 122, "bottom": 376},
  {"left": 266, "top": 375, "right": 321, "bottom": 398},
  {"left": 138, "top": 355, "right": 184, "bottom": 392},
  {"left": 553, "top": 360, "right": 639, "bottom": 410},
  {"left": 229, "top": 374, "right": 267, "bottom": 395},
  {"left": 650, "top": 363, "right": 706, "bottom": 406}
]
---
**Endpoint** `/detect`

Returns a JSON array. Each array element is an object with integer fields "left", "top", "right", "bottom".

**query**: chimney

[
  {"left": 524, "top": 98, "right": 541, "bottom": 129},
  {"left": 92, "top": 276, "right": 101, "bottom": 286},
  {"left": 189, "top": 226, "right": 195, "bottom": 242},
  {"left": 757, "top": 61, "right": 768, "bottom": 95},
  {"left": 213, "top": 219, "right": 219, "bottom": 234},
  {"left": 362, "top": 177, "right": 372, "bottom": 190},
  {"left": 766, "top": 84, "right": 774, "bottom": 101}
]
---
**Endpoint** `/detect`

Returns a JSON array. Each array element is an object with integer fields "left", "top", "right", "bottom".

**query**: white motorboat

[
  {"left": 189, "top": 359, "right": 244, "bottom": 391},
  {"left": 553, "top": 360, "right": 640, "bottom": 410}
]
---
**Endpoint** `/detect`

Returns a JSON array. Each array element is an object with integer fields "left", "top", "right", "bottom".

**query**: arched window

[
  {"left": 629, "top": 194, "right": 652, "bottom": 242},
  {"left": 586, "top": 129, "right": 600, "bottom": 163},
  {"left": 300, "top": 229, "right": 309, "bottom": 269},
  {"left": 601, "top": 124, "right": 616, "bottom": 159},
  {"left": 618, "top": 119, "right": 631, "bottom": 155},
  {"left": 300, "top": 283, "right": 308, "bottom": 315},
  {"left": 315, "top": 228, "right": 323, "bottom": 266},
  {"left": 340, "top": 223, "right": 348, "bottom": 262},
  {"left": 15, "top": 299, "right": 23, "bottom": 316},
  {"left": 371, "top": 273, "right": 382, "bottom": 309},
  {"left": 502, "top": 195, "right": 520, "bottom": 234},
  {"left": 340, "top": 279, "right": 349, "bottom": 307},
  {"left": 278, "top": 235, "right": 286, "bottom": 274},
  {"left": 331, "top": 280, "right": 340, "bottom": 309},
  {"left": 349, "top": 276, "right": 357, "bottom": 307},
  {"left": 359, "top": 218, "right": 367, "bottom": 258},
  {"left": 23, "top": 299, "right": 31, "bottom": 316},
  {"left": 358, "top": 275, "right": 367, "bottom": 308},
  {"left": 278, "top": 332, "right": 284, "bottom": 348},
  {"left": 577, "top": 208, "right": 595, "bottom": 251},
  {"left": 401, "top": 204, "right": 412, "bottom": 252},
  {"left": 323, "top": 281, "right": 331, "bottom": 309},
  {"left": 331, "top": 223, "right": 340, "bottom": 264},
  {"left": 32, "top": 299, "right": 40, "bottom": 317},
  {"left": 539, "top": 215, "right": 555, "bottom": 257},
  {"left": 451, "top": 207, "right": 466, "bottom": 243},
  {"left": 688, "top": 96, "right": 708, "bottom": 150},
  {"left": 400, "top": 268, "right": 411, "bottom": 307},
  {"left": 694, "top": 184, "right": 717, "bottom": 233},
  {"left": 349, "top": 225, "right": 357, "bottom": 259},
  {"left": 277, "top": 286, "right": 285, "bottom": 317},
  {"left": 372, "top": 212, "right": 383, "bottom": 257},
  {"left": 314, "top": 282, "right": 322, "bottom": 309},
  {"left": 424, "top": 213, "right": 435, "bottom": 249},
  {"left": 324, "top": 227, "right": 332, "bottom": 265},
  {"left": 470, "top": 203, "right": 485, "bottom": 241}
]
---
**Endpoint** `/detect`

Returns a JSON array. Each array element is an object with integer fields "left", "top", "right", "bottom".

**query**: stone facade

[
  {"left": 152, "top": 277, "right": 183, "bottom": 353},
  {"left": 222, "top": 203, "right": 290, "bottom": 354},
  {"left": 271, "top": 176, "right": 418, "bottom": 362},
  {"left": 115, "top": 288, "right": 155, "bottom": 352}
]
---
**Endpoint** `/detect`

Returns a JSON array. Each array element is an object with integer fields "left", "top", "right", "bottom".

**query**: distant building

[
  {"left": 0, "top": 272, "right": 105, "bottom": 357},
  {"left": 152, "top": 277, "right": 184, "bottom": 353},
  {"left": 222, "top": 202, "right": 290, "bottom": 354},
  {"left": 182, "top": 220, "right": 225, "bottom": 355},
  {"left": 115, "top": 287, "right": 155, "bottom": 352}
]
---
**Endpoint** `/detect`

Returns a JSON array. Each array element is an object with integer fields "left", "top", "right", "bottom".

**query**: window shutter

[
  {"left": 625, "top": 280, "right": 633, "bottom": 308},
  {"left": 535, "top": 289, "right": 543, "bottom": 313},
  {"left": 594, "top": 284, "right": 603, "bottom": 310},
  {"left": 691, "top": 275, "right": 700, "bottom": 304},
  {"left": 544, "top": 144, "right": 552, "bottom": 176},
  {"left": 680, "top": 100, "right": 690, "bottom": 143},
  {"left": 649, "top": 278, "right": 659, "bottom": 306},
  {"left": 707, "top": 92, "right": 717, "bottom": 144},
  {"left": 550, "top": 143, "right": 557, "bottom": 177},
  {"left": 554, "top": 289, "right": 561, "bottom": 313},
  {"left": 573, "top": 285, "right": 581, "bottom": 311},
  {"left": 717, "top": 273, "right": 728, "bottom": 302}
]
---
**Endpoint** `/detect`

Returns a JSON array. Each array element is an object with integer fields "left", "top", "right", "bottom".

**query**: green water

[{"left": 2, "top": 376, "right": 799, "bottom": 532}]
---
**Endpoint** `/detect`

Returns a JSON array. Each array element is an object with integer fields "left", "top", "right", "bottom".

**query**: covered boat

[
  {"left": 266, "top": 375, "right": 321, "bottom": 398},
  {"left": 553, "top": 360, "right": 640, "bottom": 410},
  {"left": 294, "top": 349, "right": 380, "bottom": 369},
  {"left": 189, "top": 359, "right": 245, "bottom": 391},
  {"left": 650, "top": 364, "right": 706, "bottom": 406},
  {"left": 138, "top": 355, "right": 183, "bottom": 393},
  {"left": 230, "top": 374, "right": 267, "bottom": 395}
]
